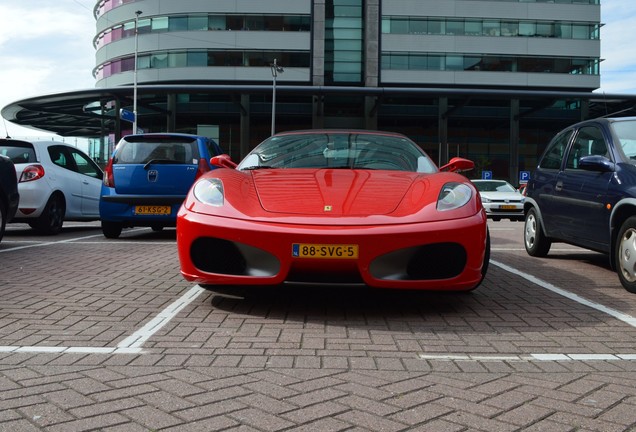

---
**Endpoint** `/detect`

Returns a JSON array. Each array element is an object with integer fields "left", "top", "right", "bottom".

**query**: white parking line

[
  {"left": 491, "top": 259, "right": 636, "bottom": 328},
  {"left": 0, "top": 228, "right": 151, "bottom": 253},
  {"left": 0, "top": 233, "right": 105, "bottom": 253},
  {"left": 2, "top": 254, "right": 636, "bottom": 359},
  {"left": 492, "top": 247, "right": 586, "bottom": 252},
  {"left": 0, "top": 285, "right": 205, "bottom": 355},
  {"left": 117, "top": 285, "right": 205, "bottom": 349},
  {"left": 418, "top": 353, "right": 636, "bottom": 362}
]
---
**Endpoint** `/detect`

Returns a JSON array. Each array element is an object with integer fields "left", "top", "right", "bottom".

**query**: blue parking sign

[
  {"left": 519, "top": 171, "right": 531, "bottom": 183},
  {"left": 482, "top": 170, "right": 492, "bottom": 180}
]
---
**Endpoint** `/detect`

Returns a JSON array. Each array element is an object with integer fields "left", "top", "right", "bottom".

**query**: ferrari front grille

[
  {"left": 370, "top": 242, "right": 467, "bottom": 281},
  {"left": 190, "top": 237, "right": 280, "bottom": 276}
]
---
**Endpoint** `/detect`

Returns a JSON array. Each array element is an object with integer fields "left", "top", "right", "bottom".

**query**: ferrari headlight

[
  {"left": 193, "top": 178, "right": 224, "bottom": 207},
  {"left": 437, "top": 182, "right": 472, "bottom": 211}
]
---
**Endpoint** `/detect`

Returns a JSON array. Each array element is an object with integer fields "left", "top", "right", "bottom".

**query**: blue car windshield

[
  {"left": 613, "top": 120, "right": 636, "bottom": 159},
  {"left": 114, "top": 139, "right": 198, "bottom": 165},
  {"left": 237, "top": 132, "right": 437, "bottom": 173}
]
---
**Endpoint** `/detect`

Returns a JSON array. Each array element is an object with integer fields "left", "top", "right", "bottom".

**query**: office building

[{"left": 5, "top": 0, "right": 629, "bottom": 183}]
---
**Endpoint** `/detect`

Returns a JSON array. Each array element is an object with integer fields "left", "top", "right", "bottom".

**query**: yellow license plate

[
  {"left": 134, "top": 205, "right": 171, "bottom": 215},
  {"left": 292, "top": 243, "right": 359, "bottom": 259},
  {"left": 499, "top": 205, "right": 517, "bottom": 210}
]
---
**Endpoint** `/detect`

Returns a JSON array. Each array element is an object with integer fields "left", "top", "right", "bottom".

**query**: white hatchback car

[
  {"left": 472, "top": 179, "right": 525, "bottom": 221},
  {"left": 0, "top": 139, "right": 103, "bottom": 234}
]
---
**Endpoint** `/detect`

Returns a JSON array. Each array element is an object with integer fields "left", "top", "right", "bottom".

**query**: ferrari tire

[
  {"left": 615, "top": 216, "right": 636, "bottom": 293},
  {"left": 481, "top": 228, "right": 491, "bottom": 280},
  {"left": 31, "top": 194, "right": 65, "bottom": 235},
  {"left": 524, "top": 207, "right": 551, "bottom": 257},
  {"left": 102, "top": 221, "right": 122, "bottom": 239},
  {"left": 464, "top": 228, "right": 491, "bottom": 292}
]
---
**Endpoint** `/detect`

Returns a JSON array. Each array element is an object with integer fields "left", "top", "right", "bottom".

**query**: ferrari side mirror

[
  {"left": 440, "top": 157, "right": 474, "bottom": 173},
  {"left": 210, "top": 154, "right": 237, "bottom": 169}
]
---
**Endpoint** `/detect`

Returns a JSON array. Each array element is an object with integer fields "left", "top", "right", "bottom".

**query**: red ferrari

[{"left": 177, "top": 130, "right": 489, "bottom": 292}]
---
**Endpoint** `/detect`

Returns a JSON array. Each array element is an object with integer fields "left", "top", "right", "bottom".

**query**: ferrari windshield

[{"left": 237, "top": 131, "right": 437, "bottom": 173}]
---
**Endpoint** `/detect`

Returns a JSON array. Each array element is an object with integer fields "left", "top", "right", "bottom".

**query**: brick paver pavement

[{"left": 0, "top": 222, "right": 635, "bottom": 431}]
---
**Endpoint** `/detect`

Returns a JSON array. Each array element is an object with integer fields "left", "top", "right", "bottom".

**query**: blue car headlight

[
  {"left": 193, "top": 178, "right": 224, "bottom": 207},
  {"left": 437, "top": 182, "right": 472, "bottom": 211}
]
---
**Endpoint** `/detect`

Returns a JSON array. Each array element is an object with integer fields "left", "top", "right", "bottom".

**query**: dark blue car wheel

[
  {"left": 524, "top": 207, "right": 551, "bottom": 257},
  {"left": 616, "top": 216, "right": 636, "bottom": 293}
]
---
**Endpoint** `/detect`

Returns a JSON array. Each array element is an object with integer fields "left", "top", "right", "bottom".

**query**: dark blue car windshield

[
  {"left": 114, "top": 139, "right": 199, "bottom": 165},
  {"left": 612, "top": 120, "right": 636, "bottom": 159}
]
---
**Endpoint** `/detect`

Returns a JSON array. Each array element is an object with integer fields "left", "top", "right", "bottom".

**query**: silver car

[
  {"left": 472, "top": 179, "right": 524, "bottom": 221},
  {"left": 0, "top": 139, "right": 103, "bottom": 235}
]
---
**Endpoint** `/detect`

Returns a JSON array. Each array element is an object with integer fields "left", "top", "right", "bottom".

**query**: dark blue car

[
  {"left": 524, "top": 117, "right": 636, "bottom": 293},
  {"left": 0, "top": 154, "right": 19, "bottom": 243},
  {"left": 100, "top": 133, "right": 222, "bottom": 238}
]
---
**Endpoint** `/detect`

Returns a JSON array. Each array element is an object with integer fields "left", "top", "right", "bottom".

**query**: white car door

[
  {"left": 47, "top": 146, "right": 83, "bottom": 217},
  {"left": 67, "top": 147, "right": 103, "bottom": 217}
]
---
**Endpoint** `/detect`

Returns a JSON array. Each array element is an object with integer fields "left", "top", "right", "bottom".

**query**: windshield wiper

[{"left": 242, "top": 165, "right": 276, "bottom": 170}]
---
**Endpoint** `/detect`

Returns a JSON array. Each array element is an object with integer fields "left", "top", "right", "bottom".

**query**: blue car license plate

[{"left": 134, "top": 205, "right": 171, "bottom": 215}]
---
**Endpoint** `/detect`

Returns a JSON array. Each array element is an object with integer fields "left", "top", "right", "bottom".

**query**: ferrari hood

[{"left": 251, "top": 169, "right": 419, "bottom": 216}]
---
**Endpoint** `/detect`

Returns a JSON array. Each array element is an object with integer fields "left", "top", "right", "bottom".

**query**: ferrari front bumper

[{"left": 177, "top": 211, "right": 488, "bottom": 291}]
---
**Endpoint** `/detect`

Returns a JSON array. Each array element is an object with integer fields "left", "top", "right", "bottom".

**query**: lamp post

[
  {"left": 133, "top": 10, "right": 142, "bottom": 134},
  {"left": 270, "top": 58, "right": 284, "bottom": 136}
]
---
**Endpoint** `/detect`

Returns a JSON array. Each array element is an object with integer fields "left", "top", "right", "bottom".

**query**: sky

[{"left": 0, "top": 0, "right": 635, "bottom": 141}]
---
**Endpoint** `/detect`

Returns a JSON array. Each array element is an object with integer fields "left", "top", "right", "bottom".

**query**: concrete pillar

[
  {"left": 240, "top": 93, "right": 250, "bottom": 160},
  {"left": 438, "top": 97, "right": 448, "bottom": 166},
  {"left": 510, "top": 99, "right": 520, "bottom": 185},
  {"left": 312, "top": 0, "right": 325, "bottom": 86},
  {"left": 365, "top": 0, "right": 380, "bottom": 88},
  {"left": 365, "top": 96, "right": 378, "bottom": 130},
  {"left": 580, "top": 99, "right": 590, "bottom": 121},
  {"left": 166, "top": 93, "right": 176, "bottom": 132},
  {"left": 114, "top": 98, "right": 122, "bottom": 144},
  {"left": 312, "top": 0, "right": 325, "bottom": 127}
]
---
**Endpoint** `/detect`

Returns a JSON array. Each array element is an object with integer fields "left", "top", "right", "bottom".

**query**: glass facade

[
  {"left": 95, "top": 50, "right": 311, "bottom": 81},
  {"left": 95, "top": 14, "right": 311, "bottom": 49},
  {"left": 382, "top": 17, "right": 600, "bottom": 40},
  {"left": 324, "top": 0, "right": 364, "bottom": 84},
  {"left": 382, "top": 53, "right": 599, "bottom": 76}
]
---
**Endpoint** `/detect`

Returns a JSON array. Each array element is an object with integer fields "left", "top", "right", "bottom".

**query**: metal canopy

[{"left": 2, "top": 84, "right": 636, "bottom": 138}]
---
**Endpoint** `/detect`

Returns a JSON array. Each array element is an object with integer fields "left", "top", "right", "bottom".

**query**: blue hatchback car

[
  {"left": 100, "top": 133, "right": 222, "bottom": 238},
  {"left": 524, "top": 117, "right": 636, "bottom": 293}
]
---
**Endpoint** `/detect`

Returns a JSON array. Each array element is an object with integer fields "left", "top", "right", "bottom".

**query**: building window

[
  {"left": 96, "top": 50, "right": 311, "bottom": 80},
  {"left": 381, "top": 53, "right": 599, "bottom": 76},
  {"left": 381, "top": 17, "right": 599, "bottom": 41},
  {"left": 95, "top": 14, "right": 311, "bottom": 49}
]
